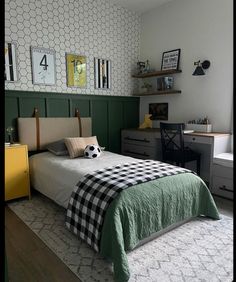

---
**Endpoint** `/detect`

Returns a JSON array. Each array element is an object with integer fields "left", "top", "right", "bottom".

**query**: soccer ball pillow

[{"left": 84, "top": 144, "right": 101, "bottom": 159}]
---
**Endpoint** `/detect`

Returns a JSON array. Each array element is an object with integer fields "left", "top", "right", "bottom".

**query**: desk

[{"left": 121, "top": 128, "right": 231, "bottom": 189}]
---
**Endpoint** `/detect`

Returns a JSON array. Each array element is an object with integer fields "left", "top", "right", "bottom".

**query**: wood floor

[
  {"left": 5, "top": 206, "right": 81, "bottom": 282},
  {"left": 5, "top": 195, "right": 233, "bottom": 282}
]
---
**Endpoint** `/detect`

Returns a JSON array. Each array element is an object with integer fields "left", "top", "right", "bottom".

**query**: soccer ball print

[{"left": 84, "top": 144, "right": 101, "bottom": 158}]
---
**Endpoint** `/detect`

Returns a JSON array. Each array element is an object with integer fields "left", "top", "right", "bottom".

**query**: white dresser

[
  {"left": 121, "top": 128, "right": 231, "bottom": 192},
  {"left": 211, "top": 153, "right": 233, "bottom": 200}
]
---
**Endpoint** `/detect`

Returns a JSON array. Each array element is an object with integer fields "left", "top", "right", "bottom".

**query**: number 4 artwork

[{"left": 31, "top": 46, "right": 56, "bottom": 85}]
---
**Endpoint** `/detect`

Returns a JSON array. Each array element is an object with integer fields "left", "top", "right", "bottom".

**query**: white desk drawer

[
  {"left": 184, "top": 135, "right": 212, "bottom": 145},
  {"left": 122, "top": 130, "right": 156, "bottom": 147},
  {"left": 212, "top": 164, "right": 233, "bottom": 179},
  {"left": 122, "top": 143, "right": 156, "bottom": 159},
  {"left": 212, "top": 176, "right": 233, "bottom": 200}
]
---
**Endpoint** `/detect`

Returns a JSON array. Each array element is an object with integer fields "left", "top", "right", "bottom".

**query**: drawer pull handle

[
  {"left": 125, "top": 137, "right": 150, "bottom": 143},
  {"left": 124, "top": 150, "right": 149, "bottom": 157},
  {"left": 192, "top": 137, "right": 196, "bottom": 141},
  {"left": 219, "top": 185, "right": 233, "bottom": 193}
]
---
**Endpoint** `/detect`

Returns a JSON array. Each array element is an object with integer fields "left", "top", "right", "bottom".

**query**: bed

[{"left": 18, "top": 115, "right": 220, "bottom": 282}]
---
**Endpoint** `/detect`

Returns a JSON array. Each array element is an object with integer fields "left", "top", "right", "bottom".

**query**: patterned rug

[{"left": 8, "top": 193, "right": 233, "bottom": 282}]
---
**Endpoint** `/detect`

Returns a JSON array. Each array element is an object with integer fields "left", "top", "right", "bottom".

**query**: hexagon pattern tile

[{"left": 5, "top": 0, "right": 140, "bottom": 96}]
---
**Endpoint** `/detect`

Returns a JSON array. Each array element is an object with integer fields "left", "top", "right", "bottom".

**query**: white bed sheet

[{"left": 29, "top": 151, "right": 136, "bottom": 208}]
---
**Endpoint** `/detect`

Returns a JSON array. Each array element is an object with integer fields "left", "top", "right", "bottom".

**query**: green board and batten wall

[{"left": 5, "top": 90, "right": 140, "bottom": 154}]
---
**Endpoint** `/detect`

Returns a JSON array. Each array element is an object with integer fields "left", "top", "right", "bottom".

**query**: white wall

[
  {"left": 139, "top": 0, "right": 233, "bottom": 132},
  {"left": 5, "top": 0, "right": 140, "bottom": 96}
]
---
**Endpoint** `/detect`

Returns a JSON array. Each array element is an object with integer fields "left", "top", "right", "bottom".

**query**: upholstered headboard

[{"left": 18, "top": 117, "right": 92, "bottom": 151}]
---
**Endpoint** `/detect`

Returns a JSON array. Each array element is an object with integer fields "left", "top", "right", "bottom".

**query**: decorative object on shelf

[
  {"left": 31, "top": 46, "right": 56, "bottom": 85},
  {"left": 5, "top": 42, "right": 18, "bottom": 82},
  {"left": 149, "top": 103, "right": 168, "bottom": 120},
  {"left": 161, "top": 49, "right": 181, "bottom": 71},
  {"left": 6, "top": 126, "right": 15, "bottom": 144},
  {"left": 157, "top": 78, "right": 163, "bottom": 91},
  {"left": 94, "top": 58, "right": 111, "bottom": 89},
  {"left": 140, "top": 81, "right": 152, "bottom": 93},
  {"left": 139, "top": 114, "right": 153, "bottom": 129},
  {"left": 137, "top": 61, "right": 146, "bottom": 74},
  {"left": 185, "top": 116, "right": 212, "bottom": 132},
  {"left": 157, "top": 77, "right": 174, "bottom": 90},
  {"left": 66, "top": 53, "right": 86, "bottom": 87},
  {"left": 143, "top": 60, "right": 151, "bottom": 73},
  {"left": 164, "top": 77, "right": 174, "bottom": 89},
  {"left": 192, "top": 60, "right": 211, "bottom": 76}
]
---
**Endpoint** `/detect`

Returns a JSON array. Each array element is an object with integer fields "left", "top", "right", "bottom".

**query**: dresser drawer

[
  {"left": 122, "top": 130, "right": 156, "bottom": 147},
  {"left": 184, "top": 135, "right": 212, "bottom": 145},
  {"left": 122, "top": 143, "right": 156, "bottom": 160},
  {"left": 212, "top": 176, "right": 233, "bottom": 200},
  {"left": 212, "top": 164, "right": 233, "bottom": 179}
]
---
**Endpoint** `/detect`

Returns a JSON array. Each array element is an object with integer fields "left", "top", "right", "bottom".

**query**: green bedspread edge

[{"left": 99, "top": 172, "right": 220, "bottom": 282}]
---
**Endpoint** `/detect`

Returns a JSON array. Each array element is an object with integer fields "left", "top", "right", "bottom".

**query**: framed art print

[
  {"left": 161, "top": 49, "right": 181, "bottom": 71},
  {"left": 66, "top": 53, "right": 87, "bottom": 87},
  {"left": 31, "top": 46, "right": 56, "bottom": 85},
  {"left": 5, "top": 42, "right": 18, "bottom": 82},
  {"left": 149, "top": 103, "right": 168, "bottom": 120},
  {"left": 94, "top": 58, "right": 111, "bottom": 89}
]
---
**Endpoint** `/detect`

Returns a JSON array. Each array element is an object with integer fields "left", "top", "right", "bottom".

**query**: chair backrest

[{"left": 160, "top": 122, "right": 185, "bottom": 160}]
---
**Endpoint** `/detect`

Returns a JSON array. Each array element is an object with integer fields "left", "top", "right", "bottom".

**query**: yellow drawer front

[{"left": 5, "top": 146, "right": 30, "bottom": 201}]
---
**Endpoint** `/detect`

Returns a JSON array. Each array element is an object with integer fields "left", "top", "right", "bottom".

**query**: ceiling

[{"left": 109, "top": 0, "right": 176, "bottom": 14}]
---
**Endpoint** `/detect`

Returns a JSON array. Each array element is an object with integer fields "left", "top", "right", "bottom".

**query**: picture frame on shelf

[
  {"left": 94, "top": 58, "right": 111, "bottom": 89},
  {"left": 31, "top": 46, "right": 56, "bottom": 85},
  {"left": 161, "top": 49, "right": 181, "bottom": 71},
  {"left": 157, "top": 77, "right": 174, "bottom": 90},
  {"left": 66, "top": 53, "right": 87, "bottom": 88},
  {"left": 5, "top": 42, "right": 18, "bottom": 82}
]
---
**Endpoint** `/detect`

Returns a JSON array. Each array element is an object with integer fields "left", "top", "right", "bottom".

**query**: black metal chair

[{"left": 160, "top": 122, "right": 201, "bottom": 175}]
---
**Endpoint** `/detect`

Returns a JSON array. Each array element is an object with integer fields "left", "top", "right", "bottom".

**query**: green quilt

[{"left": 100, "top": 172, "right": 220, "bottom": 282}]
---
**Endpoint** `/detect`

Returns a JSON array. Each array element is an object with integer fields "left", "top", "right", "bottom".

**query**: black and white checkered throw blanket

[{"left": 65, "top": 160, "right": 193, "bottom": 252}]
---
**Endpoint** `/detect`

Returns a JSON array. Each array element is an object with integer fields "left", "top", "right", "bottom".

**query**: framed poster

[
  {"left": 94, "top": 58, "right": 111, "bottom": 89},
  {"left": 149, "top": 103, "right": 168, "bottom": 120},
  {"left": 161, "top": 49, "right": 181, "bottom": 71},
  {"left": 31, "top": 46, "right": 56, "bottom": 85},
  {"left": 5, "top": 42, "right": 18, "bottom": 82},
  {"left": 66, "top": 53, "right": 87, "bottom": 87}
]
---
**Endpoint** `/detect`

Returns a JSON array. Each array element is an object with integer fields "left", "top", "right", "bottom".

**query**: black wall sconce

[{"left": 192, "top": 60, "right": 211, "bottom": 76}]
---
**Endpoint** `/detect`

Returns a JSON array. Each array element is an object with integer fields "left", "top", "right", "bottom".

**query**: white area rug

[{"left": 8, "top": 193, "right": 233, "bottom": 282}]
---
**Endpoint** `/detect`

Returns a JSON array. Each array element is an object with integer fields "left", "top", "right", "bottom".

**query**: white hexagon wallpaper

[{"left": 5, "top": 0, "right": 140, "bottom": 96}]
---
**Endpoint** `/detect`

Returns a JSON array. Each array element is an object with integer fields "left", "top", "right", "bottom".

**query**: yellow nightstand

[{"left": 5, "top": 144, "right": 31, "bottom": 201}]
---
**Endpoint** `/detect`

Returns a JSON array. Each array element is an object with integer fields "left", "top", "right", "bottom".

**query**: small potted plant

[{"left": 141, "top": 82, "right": 152, "bottom": 93}]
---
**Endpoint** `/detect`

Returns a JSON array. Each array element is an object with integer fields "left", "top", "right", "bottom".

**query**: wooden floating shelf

[
  {"left": 132, "top": 69, "right": 182, "bottom": 78},
  {"left": 133, "top": 90, "right": 182, "bottom": 96}
]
